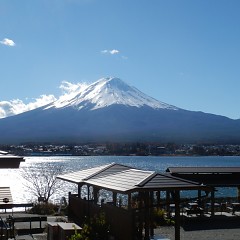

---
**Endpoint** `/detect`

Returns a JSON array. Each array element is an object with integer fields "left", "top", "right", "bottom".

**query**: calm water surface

[{"left": 1, "top": 155, "right": 240, "bottom": 203}]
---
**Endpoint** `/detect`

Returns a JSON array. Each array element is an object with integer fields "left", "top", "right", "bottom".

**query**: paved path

[{"left": 155, "top": 213, "right": 240, "bottom": 240}]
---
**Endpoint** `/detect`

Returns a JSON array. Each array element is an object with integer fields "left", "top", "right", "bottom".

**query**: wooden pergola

[
  {"left": 58, "top": 163, "right": 209, "bottom": 240},
  {"left": 166, "top": 167, "right": 240, "bottom": 216}
]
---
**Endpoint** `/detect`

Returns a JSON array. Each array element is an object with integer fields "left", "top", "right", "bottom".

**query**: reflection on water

[{"left": 0, "top": 155, "right": 239, "bottom": 203}]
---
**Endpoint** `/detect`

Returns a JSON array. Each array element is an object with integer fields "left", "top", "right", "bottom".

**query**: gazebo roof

[
  {"left": 58, "top": 163, "right": 208, "bottom": 193},
  {"left": 166, "top": 167, "right": 240, "bottom": 187},
  {"left": 57, "top": 163, "right": 113, "bottom": 184},
  {"left": 0, "top": 153, "right": 25, "bottom": 168},
  {"left": 166, "top": 167, "right": 240, "bottom": 174}
]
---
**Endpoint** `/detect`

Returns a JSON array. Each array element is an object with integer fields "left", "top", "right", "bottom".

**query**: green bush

[
  {"left": 153, "top": 208, "right": 174, "bottom": 226},
  {"left": 28, "top": 202, "right": 57, "bottom": 215},
  {"left": 69, "top": 212, "right": 110, "bottom": 240},
  {"left": 68, "top": 224, "right": 91, "bottom": 240}
]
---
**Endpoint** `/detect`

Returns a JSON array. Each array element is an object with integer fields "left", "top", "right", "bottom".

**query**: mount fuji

[
  {"left": 0, "top": 77, "right": 240, "bottom": 144},
  {"left": 46, "top": 77, "right": 179, "bottom": 111}
]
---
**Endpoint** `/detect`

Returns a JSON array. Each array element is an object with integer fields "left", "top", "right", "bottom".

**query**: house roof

[
  {"left": 166, "top": 167, "right": 240, "bottom": 174},
  {"left": 57, "top": 163, "right": 115, "bottom": 184},
  {"left": 86, "top": 168, "right": 154, "bottom": 192},
  {"left": 0, "top": 153, "right": 25, "bottom": 168},
  {"left": 57, "top": 163, "right": 208, "bottom": 193},
  {"left": 166, "top": 167, "right": 240, "bottom": 187}
]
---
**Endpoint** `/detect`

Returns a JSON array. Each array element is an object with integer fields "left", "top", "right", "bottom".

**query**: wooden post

[
  {"left": 198, "top": 190, "right": 202, "bottom": 207},
  {"left": 138, "top": 192, "right": 144, "bottom": 240},
  {"left": 157, "top": 191, "right": 161, "bottom": 207},
  {"left": 68, "top": 192, "right": 72, "bottom": 219},
  {"left": 128, "top": 193, "right": 132, "bottom": 210},
  {"left": 174, "top": 190, "right": 181, "bottom": 240},
  {"left": 149, "top": 191, "right": 154, "bottom": 238},
  {"left": 87, "top": 185, "right": 90, "bottom": 218},
  {"left": 237, "top": 186, "right": 240, "bottom": 202},
  {"left": 93, "top": 187, "right": 99, "bottom": 204},
  {"left": 166, "top": 191, "right": 171, "bottom": 218},
  {"left": 87, "top": 185, "right": 90, "bottom": 200},
  {"left": 211, "top": 188, "right": 215, "bottom": 216},
  {"left": 144, "top": 191, "right": 150, "bottom": 240},
  {"left": 78, "top": 184, "right": 82, "bottom": 198},
  {"left": 113, "top": 192, "right": 117, "bottom": 206}
]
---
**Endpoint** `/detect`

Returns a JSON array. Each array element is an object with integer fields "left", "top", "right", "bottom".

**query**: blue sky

[{"left": 1, "top": 0, "right": 240, "bottom": 119}]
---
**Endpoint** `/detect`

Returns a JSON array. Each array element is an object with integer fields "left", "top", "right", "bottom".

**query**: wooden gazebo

[
  {"left": 166, "top": 167, "right": 240, "bottom": 216},
  {"left": 58, "top": 163, "right": 209, "bottom": 240}
]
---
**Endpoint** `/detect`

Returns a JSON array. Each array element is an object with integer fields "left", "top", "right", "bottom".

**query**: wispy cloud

[
  {"left": 121, "top": 55, "right": 128, "bottom": 60},
  {"left": 58, "top": 81, "right": 89, "bottom": 103},
  {"left": 0, "top": 81, "right": 90, "bottom": 118},
  {"left": 0, "top": 38, "right": 16, "bottom": 47},
  {"left": 101, "top": 49, "right": 128, "bottom": 60},
  {"left": 59, "top": 81, "right": 88, "bottom": 94},
  {"left": 101, "top": 49, "right": 120, "bottom": 55},
  {"left": 0, "top": 95, "right": 56, "bottom": 119}
]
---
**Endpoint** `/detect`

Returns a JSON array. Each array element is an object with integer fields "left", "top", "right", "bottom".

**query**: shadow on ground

[{"left": 182, "top": 215, "right": 240, "bottom": 231}]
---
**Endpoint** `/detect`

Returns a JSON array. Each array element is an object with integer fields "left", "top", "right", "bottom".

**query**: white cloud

[
  {"left": 58, "top": 80, "right": 89, "bottom": 103},
  {"left": 0, "top": 81, "right": 90, "bottom": 118},
  {"left": 109, "top": 49, "right": 119, "bottom": 54},
  {"left": 0, "top": 38, "right": 16, "bottom": 47},
  {"left": 59, "top": 81, "right": 88, "bottom": 94},
  {"left": 101, "top": 50, "right": 108, "bottom": 54},
  {"left": 0, "top": 95, "right": 56, "bottom": 119},
  {"left": 101, "top": 49, "right": 120, "bottom": 55}
]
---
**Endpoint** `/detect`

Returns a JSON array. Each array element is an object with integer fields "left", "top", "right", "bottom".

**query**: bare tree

[{"left": 21, "top": 163, "right": 63, "bottom": 203}]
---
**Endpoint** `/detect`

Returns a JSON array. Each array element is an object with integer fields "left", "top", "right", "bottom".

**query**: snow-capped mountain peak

[{"left": 46, "top": 77, "right": 178, "bottom": 111}]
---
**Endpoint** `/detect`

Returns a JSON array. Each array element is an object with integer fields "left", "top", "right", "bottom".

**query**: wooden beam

[
  {"left": 174, "top": 190, "right": 181, "bottom": 240},
  {"left": 157, "top": 190, "right": 161, "bottom": 207},
  {"left": 211, "top": 189, "right": 215, "bottom": 216},
  {"left": 144, "top": 192, "right": 150, "bottom": 240},
  {"left": 166, "top": 191, "right": 171, "bottom": 218},
  {"left": 150, "top": 191, "right": 154, "bottom": 238},
  {"left": 128, "top": 193, "right": 131, "bottom": 210},
  {"left": 238, "top": 186, "right": 240, "bottom": 202},
  {"left": 113, "top": 192, "right": 117, "bottom": 206}
]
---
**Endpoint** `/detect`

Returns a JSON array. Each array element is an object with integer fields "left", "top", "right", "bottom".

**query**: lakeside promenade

[{"left": 156, "top": 212, "right": 240, "bottom": 240}]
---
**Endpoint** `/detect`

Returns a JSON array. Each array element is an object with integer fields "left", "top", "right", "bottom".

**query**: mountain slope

[
  {"left": 0, "top": 77, "right": 240, "bottom": 144},
  {"left": 46, "top": 77, "right": 179, "bottom": 110}
]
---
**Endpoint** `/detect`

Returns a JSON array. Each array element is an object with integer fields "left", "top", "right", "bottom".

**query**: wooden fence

[{"left": 68, "top": 194, "right": 136, "bottom": 240}]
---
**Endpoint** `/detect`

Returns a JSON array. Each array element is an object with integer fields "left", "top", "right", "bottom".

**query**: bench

[
  {"left": 12, "top": 203, "right": 34, "bottom": 212},
  {"left": 8, "top": 215, "right": 47, "bottom": 235},
  {"left": 227, "top": 205, "right": 240, "bottom": 215},
  {"left": 184, "top": 207, "right": 204, "bottom": 216},
  {"left": 0, "top": 203, "right": 33, "bottom": 213},
  {"left": 226, "top": 206, "right": 233, "bottom": 213}
]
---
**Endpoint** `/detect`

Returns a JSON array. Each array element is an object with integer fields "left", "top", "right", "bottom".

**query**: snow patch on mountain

[{"left": 46, "top": 77, "right": 179, "bottom": 111}]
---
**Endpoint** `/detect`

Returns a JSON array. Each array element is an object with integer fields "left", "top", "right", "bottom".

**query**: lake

[{"left": 1, "top": 155, "right": 240, "bottom": 204}]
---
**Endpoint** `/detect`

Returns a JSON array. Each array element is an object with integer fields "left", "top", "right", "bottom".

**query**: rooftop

[{"left": 57, "top": 163, "right": 208, "bottom": 193}]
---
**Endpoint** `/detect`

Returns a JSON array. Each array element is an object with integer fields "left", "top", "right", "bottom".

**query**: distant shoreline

[
  {"left": 3, "top": 142, "right": 240, "bottom": 157},
  {"left": 22, "top": 153, "right": 240, "bottom": 157}
]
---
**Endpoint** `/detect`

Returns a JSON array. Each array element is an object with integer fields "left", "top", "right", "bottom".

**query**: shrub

[
  {"left": 153, "top": 208, "right": 174, "bottom": 226},
  {"left": 28, "top": 202, "right": 57, "bottom": 215},
  {"left": 69, "top": 212, "right": 110, "bottom": 240}
]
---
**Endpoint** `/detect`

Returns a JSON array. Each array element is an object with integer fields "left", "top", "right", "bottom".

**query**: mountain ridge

[
  {"left": 0, "top": 77, "right": 240, "bottom": 144},
  {"left": 46, "top": 77, "right": 179, "bottom": 111}
]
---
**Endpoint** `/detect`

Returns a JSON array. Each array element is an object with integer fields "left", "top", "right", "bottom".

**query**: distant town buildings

[{"left": 1, "top": 142, "right": 240, "bottom": 156}]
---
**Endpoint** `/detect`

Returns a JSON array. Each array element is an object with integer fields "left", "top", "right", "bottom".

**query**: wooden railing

[
  {"left": 68, "top": 194, "right": 135, "bottom": 240},
  {"left": 0, "top": 203, "right": 33, "bottom": 213}
]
